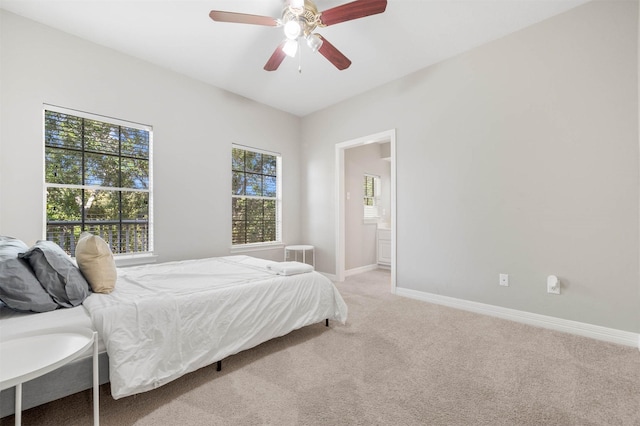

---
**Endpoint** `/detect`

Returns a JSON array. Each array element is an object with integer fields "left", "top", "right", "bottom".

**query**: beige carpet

[{"left": 2, "top": 269, "right": 640, "bottom": 425}]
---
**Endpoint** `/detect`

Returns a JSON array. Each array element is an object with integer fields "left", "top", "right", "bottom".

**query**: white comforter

[{"left": 83, "top": 255, "right": 348, "bottom": 398}]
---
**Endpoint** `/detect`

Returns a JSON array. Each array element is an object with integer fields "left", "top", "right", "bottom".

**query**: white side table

[
  {"left": 284, "top": 245, "right": 315, "bottom": 267},
  {"left": 0, "top": 328, "right": 99, "bottom": 426}
]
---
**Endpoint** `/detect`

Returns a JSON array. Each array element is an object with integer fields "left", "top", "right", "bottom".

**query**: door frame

[{"left": 334, "top": 128, "right": 396, "bottom": 292}]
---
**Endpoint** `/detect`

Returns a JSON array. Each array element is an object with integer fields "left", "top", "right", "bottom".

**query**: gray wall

[
  {"left": 1, "top": 2, "right": 639, "bottom": 333},
  {"left": 0, "top": 10, "right": 301, "bottom": 263},
  {"left": 301, "top": 0, "right": 640, "bottom": 332},
  {"left": 344, "top": 143, "right": 391, "bottom": 270}
]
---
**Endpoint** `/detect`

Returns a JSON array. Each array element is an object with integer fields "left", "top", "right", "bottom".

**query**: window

[
  {"left": 44, "top": 106, "right": 152, "bottom": 256},
  {"left": 363, "top": 174, "right": 380, "bottom": 221},
  {"left": 231, "top": 145, "right": 281, "bottom": 246}
]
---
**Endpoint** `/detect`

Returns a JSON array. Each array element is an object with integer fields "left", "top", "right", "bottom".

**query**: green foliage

[{"left": 46, "top": 188, "right": 82, "bottom": 221}]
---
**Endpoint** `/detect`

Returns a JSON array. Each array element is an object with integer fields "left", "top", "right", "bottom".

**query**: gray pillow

[
  {"left": 0, "top": 235, "right": 29, "bottom": 260},
  {"left": 20, "top": 240, "right": 90, "bottom": 308},
  {"left": 0, "top": 257, "right": 58, "bottom": 312}
]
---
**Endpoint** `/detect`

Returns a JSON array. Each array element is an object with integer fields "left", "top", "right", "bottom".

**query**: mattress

[{"left": 0, "top": 304, "right": 106, "bottom": 356}]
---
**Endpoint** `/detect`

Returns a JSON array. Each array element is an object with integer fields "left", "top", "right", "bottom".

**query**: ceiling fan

[{"left": 209, "top": 0, "right": 388, "bottom": 71}]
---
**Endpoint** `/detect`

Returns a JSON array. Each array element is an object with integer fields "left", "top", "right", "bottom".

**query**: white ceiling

[{"left": 0, "top": 0, "right": 589, "bottom": 116}]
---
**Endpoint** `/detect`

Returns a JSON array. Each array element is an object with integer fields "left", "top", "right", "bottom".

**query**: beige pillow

[{"left": 75, "top": 232, "right": 116, "bottom": 294}]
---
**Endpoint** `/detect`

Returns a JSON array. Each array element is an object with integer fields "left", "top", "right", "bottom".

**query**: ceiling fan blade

[
  {"left": 209, "top": 10, "right": 278, "bottom": 26},
  {"left": 264, "top": 41, "right": 288, "bottom": 71},
  {"left": 317, "top": 35, "right": 351, "bottom": 70},
  {"left": 319, "top": 0, "right": 387, "bottom": 27}
]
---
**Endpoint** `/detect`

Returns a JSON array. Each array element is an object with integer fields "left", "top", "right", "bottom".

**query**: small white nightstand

[
  {"left": 284, "top": 245, "right": 315, "bottom": 267},
  {"left": 0, "top": 328, "right": 99, "bottom": 426}
]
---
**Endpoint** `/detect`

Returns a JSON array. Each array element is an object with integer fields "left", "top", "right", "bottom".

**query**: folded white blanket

[{"left": 266, "top": 261, "right": 314, "bottom": 276}]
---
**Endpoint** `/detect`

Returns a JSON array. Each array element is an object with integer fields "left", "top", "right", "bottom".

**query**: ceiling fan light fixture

[
  {"left": 209, "top": 0, "right": 388, "bottom": 71},
  {"left": 284, "top": 19, "right": 301, "bottom": 40},
  {"left": 306, "top": 34, "right": 323, "bottom": 52},
  {"left": 283, "top": 39, "right": 299, "bottom": 58}
]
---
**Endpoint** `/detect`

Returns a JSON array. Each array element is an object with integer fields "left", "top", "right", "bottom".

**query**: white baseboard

[
  {"left": 345, "top": 264, "right": 379, "bottom": 277},
  {"left": 395, "top": 287, "right": 640, "bottom": 350},
  {"left": 319, "top": 272, "right": 337, "bottom": 281}
]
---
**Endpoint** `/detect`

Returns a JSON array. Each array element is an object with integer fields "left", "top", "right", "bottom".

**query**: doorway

[{"left": 335, "top": 129, "right": 396, "bottom": 292}]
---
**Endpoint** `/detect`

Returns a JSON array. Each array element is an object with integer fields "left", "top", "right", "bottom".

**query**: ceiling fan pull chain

[{"left": 298, "top": 41, "right": 302, "bottom": 74}]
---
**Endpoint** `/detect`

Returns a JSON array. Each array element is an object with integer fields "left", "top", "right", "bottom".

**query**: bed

[{"left": 0, "top": 254, "right": 348, "bottom": 416}]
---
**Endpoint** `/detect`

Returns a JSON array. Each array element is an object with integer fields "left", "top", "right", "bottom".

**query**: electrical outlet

[
  {"left": 547, "top": 275, "right": 560, "bottom": 294},
  {"left": 499, "top": 274, "right": 509, "bottom": 287}
]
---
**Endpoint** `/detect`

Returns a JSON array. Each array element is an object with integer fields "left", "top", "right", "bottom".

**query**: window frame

[
  {"left": 43, "top": 104, "right": 154, "bottom": 260},
  {"left": 363, "top": 173, "right": 380, "bottom": 223},
  {"left": 230, "top": 144, "right": 282, "bottom": 250}
]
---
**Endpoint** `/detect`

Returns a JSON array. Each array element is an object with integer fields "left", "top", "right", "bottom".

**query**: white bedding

[{"left": 83, "top": 255, "right": 348, "bottom": 399}]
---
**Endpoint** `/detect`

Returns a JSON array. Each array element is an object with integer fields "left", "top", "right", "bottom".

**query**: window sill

[
  {"left": 230, "top": 242, "right": 285, "bottom": 254},
  {"left": 114, "top": 253, "right": 158, "bottom": 267}
]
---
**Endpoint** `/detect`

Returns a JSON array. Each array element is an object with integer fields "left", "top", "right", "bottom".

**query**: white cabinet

[{"left": 377, "top": 228, "right": 391, "bottom": 267}]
